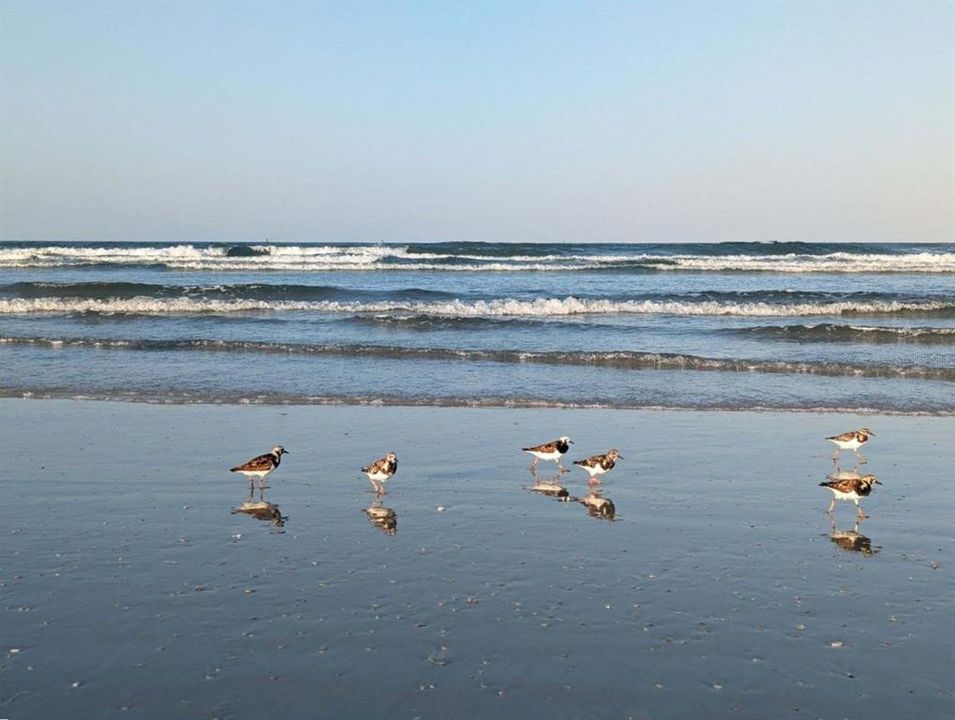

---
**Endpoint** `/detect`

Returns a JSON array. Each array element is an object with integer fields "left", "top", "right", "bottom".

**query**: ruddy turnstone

[
  {"left": 363, "top": 452, "right": 398, "bottom": 495},
  {"left": 819, "top": 472, "right": 881, "bottom": 517},
  {"left": 573, "top": 449, "right": 622, "bottom": 484},
  {"left": 230, "top": 446, "right": 288, "bottom": 489},
  {"left": 522, "top": 436, "right": 573, "bottom": 472},
  {"left": 826, "top": 428, "right": 874, "bottom": 461}
]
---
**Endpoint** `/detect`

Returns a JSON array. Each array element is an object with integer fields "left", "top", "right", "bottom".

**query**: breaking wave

[
  {"left": 2, "top": 294, "right": 953, "bottom": 317},
  {"left": 1, "top": 242, "right": 953, "bottom": 273}
]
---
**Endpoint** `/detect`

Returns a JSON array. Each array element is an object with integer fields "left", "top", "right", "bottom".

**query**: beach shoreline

[
  {"left": 2, "top": 388, "right": 953, "bottom": 416},
  {"left": 2, "top": 398, "right": 953, "bottom": 719}
]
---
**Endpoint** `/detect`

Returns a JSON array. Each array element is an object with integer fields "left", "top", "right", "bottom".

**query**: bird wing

[
  {"left": 363, "top": 457, "right": 387, "bottom": 474},
  {"left": 231, "top": 453, "right": 275, "bottom": 472},
  {"left": 819, "top": 478, "right": 860, "bottom": 494},
  {"left": 827, "top": 431, "right": 855, "bottom": 442},
  {"left": 573, "top": 455, "right": 599, "bottom": 467},
  {"left": 523, "top": 440, "right": 558, "bottom": 453}
]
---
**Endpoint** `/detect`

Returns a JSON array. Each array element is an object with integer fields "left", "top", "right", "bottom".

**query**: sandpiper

[
  {"left": 230, "top": 446, "right": 288, "bottom": 490},
  {"left": 826, "top": 428, "right": 874, "bottom": 461},
  {"left": 819, "top": 472, "right": 881, "bottom": 518},
  {"left": 573, "top": 449, "right": 622, "bottom": 484},
  {"left": 363, "top": 452, "right": 398, "bottom": 495},
  {"left": 522, "top": 436, "right": 573, "bottom": 472}
]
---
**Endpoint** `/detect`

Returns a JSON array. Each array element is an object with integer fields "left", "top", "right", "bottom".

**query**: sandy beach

[{"left": 1, "top": 399, "right": 952, "bottom": 719}]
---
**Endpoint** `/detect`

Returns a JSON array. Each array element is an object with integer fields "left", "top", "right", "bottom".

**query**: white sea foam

[
  {"left": 1, "top": 245, "right": 953, "bottom": 272},
  {"left": 2, "top": 295, "right": 952, "bottom": 317}
]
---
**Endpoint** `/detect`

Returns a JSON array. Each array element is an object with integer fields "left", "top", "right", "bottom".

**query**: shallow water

[{"left": 1, "top": 401, "right": 953, "bottom": 719}]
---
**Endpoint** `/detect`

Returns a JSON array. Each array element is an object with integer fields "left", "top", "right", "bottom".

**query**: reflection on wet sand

[
  {"left": 364, "top": 499, "right": 397, "bottom": 535},
  {"left": 529, "top": 480, "right": 570, "bottom": 499},
  {"left": 829, "top": 517, "right": 879, "bottom": 556},
  {"left": 525, "top": 467, "right": 615, "bottom": 519},
  {"left": 578, "top": 488, "right": 616, "bottom": 521},
  {"left": 231, "top": 487, "right": 287, "bottom": 529},
  {"left": 528, "top": 468, "right": 570, "bottom": 499}
]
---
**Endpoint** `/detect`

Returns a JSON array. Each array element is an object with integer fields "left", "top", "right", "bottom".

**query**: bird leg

[
  {"left": 855, "top": 501, "right": 868, "bottom": 519},
  {"left": 529, "top": 457, "right": 539, "bottom": 471},
  {"left": 557, "top": 461, "right": 568, "bottom": 474},
  {"left": 826, "top": 497, "right": 836, "bottom": 514}
]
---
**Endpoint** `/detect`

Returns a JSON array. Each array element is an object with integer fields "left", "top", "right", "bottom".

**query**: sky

[{"left": 1, "top": 0, "right": 953, "bottom": 244}]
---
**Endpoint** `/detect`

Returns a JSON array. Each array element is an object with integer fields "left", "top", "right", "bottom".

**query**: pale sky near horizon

[{"left": 1, "top": 0, "right": 953, "bottom": 244}]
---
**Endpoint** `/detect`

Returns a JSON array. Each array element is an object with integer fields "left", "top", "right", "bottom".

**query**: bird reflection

[
  {"left": 829, "top": 517, "right": 878, "bottom": 556},
  {"left": 578, "top": 487, "right": 616, "bottom": 521},
  {"left": 528, "top": 467, "right": 570, "bottom": 499},
  {"left": 364, "top": 498, "right": 397, "bottom": 535},
  {"left": 231, "top": 486, "right": 287, "bottom": 529}
]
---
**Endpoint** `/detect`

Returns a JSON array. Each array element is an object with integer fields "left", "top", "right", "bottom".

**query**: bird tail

[
  {"left": 361, "top": 465, "right": 370, "bottom": 473},
  {"left": 229, "top": 466, "right": 242, "bottom": 472},
  {"left": 819, "top": 481, "right": 834, "bottom": 487}
]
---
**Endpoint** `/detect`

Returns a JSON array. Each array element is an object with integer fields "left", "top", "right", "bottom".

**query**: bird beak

[
  {"left": 284, "top": 449, "right": 290, "bottom": 454},
  {"left": 569, "top": 440, "right": 575, "bottom": 444},
  {"left": 874, "top": 479, "right": 882, "bottom": 484},
  {"left": 618, "top": 454, "right": 624, "bottom": 459}
]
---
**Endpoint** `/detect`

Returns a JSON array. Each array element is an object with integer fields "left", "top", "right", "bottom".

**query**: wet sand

[{"left": 1, "top": 400, "right": 953, "bottom": 719}]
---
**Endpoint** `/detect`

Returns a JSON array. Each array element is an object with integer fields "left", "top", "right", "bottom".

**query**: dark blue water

[{"left": 1, "top": 241, "right": 953, "bottom": 413}]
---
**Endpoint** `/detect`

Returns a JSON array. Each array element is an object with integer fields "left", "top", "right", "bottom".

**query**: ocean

[{"left": 1, "top": 241, "right": 953, "bottom": 414}]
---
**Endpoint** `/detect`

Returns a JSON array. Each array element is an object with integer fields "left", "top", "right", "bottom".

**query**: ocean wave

[
  {"left": 730, "top": 323, "right": 955, "bottom": 344},
  {"left": 3, "top": 336, "right": 952, "bottom": 380},
  {"left": 0, "top": 281, "right": 455, "bottom": 302},
  {"left": 2, "top": 295, "right": 954, "bottom": 317},
  {"left": 9, "top": 282, "right": 934, "bottom": 307},
  {"left": 1, "top": 243, "right": 953, "bottom": 272}
]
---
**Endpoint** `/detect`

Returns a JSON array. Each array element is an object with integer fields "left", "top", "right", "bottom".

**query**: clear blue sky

[{"left": 1, "top": 0, "right": 952, "bottom": 243}]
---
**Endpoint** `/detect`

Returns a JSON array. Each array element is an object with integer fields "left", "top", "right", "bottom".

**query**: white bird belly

[{"left": 238, "top": 469, "right": 272, "bottom": 478}]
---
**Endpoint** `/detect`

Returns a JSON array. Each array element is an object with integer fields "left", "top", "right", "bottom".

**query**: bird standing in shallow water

[
  {"left": 819, "top": 472, "right": 881, "bottom": 518},
  {"left": 363, "top": 452, "right": 398, "bottom": 495},
  {"left": 573, "top": 449, "right": 622, "bottom": 484},
  {"left": 827, "top": 428, "right": 874, "bottom": 462},
  {"left": 522, "top": 436, "right": 573, "bottom": 473},
  {"left": 230, "top": 446, "right": 288, "bottom": 490}
]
